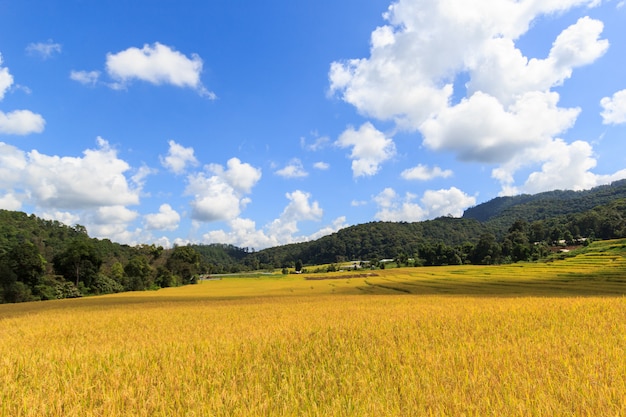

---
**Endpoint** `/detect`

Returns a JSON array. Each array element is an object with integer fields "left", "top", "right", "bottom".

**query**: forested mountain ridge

[
  {"left": 1, "top": 180, "right": 626, "bottom": 303},
  {"left": 463, "top": 179, "right": 626, "bottom": 225},
  {"left": 246, "top": 217, "right": 487, "bottom": 269}
]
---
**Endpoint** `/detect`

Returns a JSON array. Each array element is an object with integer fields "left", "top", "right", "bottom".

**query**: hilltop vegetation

[
  {"left": 1, "top": 179, "right": 626, "bottom": 303},
  {"left": 238, "top": 180, "right": 626, "bottom": 270}
]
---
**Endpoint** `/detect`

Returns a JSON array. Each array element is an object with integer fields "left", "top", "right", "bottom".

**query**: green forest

[{"left": 1, "top": 179, "right": 626, "bottom": 303}]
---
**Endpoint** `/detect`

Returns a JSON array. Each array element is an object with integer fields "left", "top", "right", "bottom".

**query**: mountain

[
  {"left": 463, "top": 179, "right": 626, "bottom": 237},
  {"left": 244, "top": 180, "right": 626, "bottom": 269},
  {"left": 2, "top": 180, "right": 626, "bottom": 303}
]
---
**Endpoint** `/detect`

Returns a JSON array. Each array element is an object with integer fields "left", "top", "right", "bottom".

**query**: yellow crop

[{"left": 1, "top": 239, "right": 626, "bottom": 416}]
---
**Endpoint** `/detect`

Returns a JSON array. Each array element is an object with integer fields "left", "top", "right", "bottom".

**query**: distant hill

[
  {"left": 463, "top": 179, "right": 626, "bottom": 222},
  {"left": 463, "top": 179, "right": 626, "bottom": 236},
  {"left": 2, "top": 179, "right": 626, "bottom": 303},
  {"left": 245, "top": 181, "right": 626, "bottom": 268},
  {"left": 248, "top": 217, "right": 487, "bottom": 268}
]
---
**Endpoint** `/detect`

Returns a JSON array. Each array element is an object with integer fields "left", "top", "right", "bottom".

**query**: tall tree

[{"left": 53, "top": 239, "right": 102, "bottom": 287}]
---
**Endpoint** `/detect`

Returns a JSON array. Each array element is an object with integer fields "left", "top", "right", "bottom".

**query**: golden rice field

[{"left": 2, "top": 240, "right": 626, "bottom": 416}]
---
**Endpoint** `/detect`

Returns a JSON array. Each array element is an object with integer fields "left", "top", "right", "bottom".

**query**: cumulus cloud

[
  {"left": 275, "top": 159, "right": 308, "bottom": 178},
  {"left": 0, "top": 192, "right": 22, "bottom": 211},
  {"left": 0, "top": 109, "right": 46, "bottom": 135},
  {"left": 105, "top": 42, "right": 215, "bottom": 98},
  {"left": 313, "top": 161, "right": 330, "bottom": 170},
  {"left": 208, "top": 157, "right": 262, "bottom": 194},
  {"left": 25, "top": 138, "right": 139, "bottom": 209},
  {"left": 336, "top": 122, "right": 396, "bottom": 177},
  {"left": 374, "top": 188, "right": 427, "bottom": 222},
  {"left": 26, "top": 40, "right": 62, "bottom": 59},
  {"left": 265, "top": 190, "right": 324, "bottom": 245},
  {"left": 202, "top": 217, "right": 275, "bottom": 249},
  {"left": 160, "top": 140, "right": 199, "bottom": 174},
  {"left": 329, "top": 0, "right": 616, "bottom": 193},
  {"left": 420, "top": 91, "right": 580, "bottom": 163},
  {"left": 201, "top": 190, "right": 337, "bottom": 249},
  {"left": 0, "top": 138, "right": 145, "bottom": 243},
  {"left": 0, "top": 55, "right": 13, "bottom": 100},
  {"left": 70, "top": 70, "right": 101, "bottom": 86},
  {"left": 144, "top": 204, "right": 181, "bottom": 231},
  {"left": 186, "top": 158, "right": 261, "bottom": 222},
  {"left": 401, "top": 164, "right": 453, "bottom": 181},
  {"left": 374, "top": 186, "right": 475, "bottom": 221},
  {"left": 467, "top": 16, "right": 608, "bottom": 104},
  {"left": 0, "top": 54, "right": 45, "bottom": 135},
  {"left": 0, "top": 138, "right": 139, "bottom": 210},
  {"left": 600, "top": 89, "right": 626, "bottom": 125},
  {"left": 495, "top": 139, "right": 626, "bottom": 195}
]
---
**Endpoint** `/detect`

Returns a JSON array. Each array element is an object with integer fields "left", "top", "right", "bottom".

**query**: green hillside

[{"left": 1, "top": 180, "right": 626, "bottom": 303}]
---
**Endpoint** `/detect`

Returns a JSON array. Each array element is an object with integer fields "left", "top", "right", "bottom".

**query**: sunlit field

[{"left": 2, "top": 240, "right": 626, "bottom": 416}]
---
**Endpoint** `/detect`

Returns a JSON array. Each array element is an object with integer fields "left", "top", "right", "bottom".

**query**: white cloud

[
  {"left": 336, "top": 122, "right": 396, "bottom": 177},
  {"left": 374, "top": 186, "right": 475, "bottom": 222},
  {"left": 201, "top": 190, "right": 334, "bottom": 249},
  {"left": 301, "top": 134, "right": 330, "bottom": 151},
  {"left": 0, "top": 109, "right": 46, "bottom": 135},
  {"left": 330, "top": 0, "right": 610, "bottom": 191},
  {"left": 275, "top": 159, "right": 308, "bottom": 178},
  {"left": 0, "top": 142, "right": 27, "bottom": 187},
  {"left": 186, "top": 158, "right": 261, "bottom": 222},
  {"left": 160, "top": 140, "right": 199, "bottom": 174},
  {"left": 216, "top": 157, "right": 262, "bottom": 193},
  {"left": 203, "top": 217, "right": 276, "bottom": 250},
  {"left": 131, "top": 164, "right": 157, "bottom": 189},
  {"left": 420, "top": 91, "right": 579, "bottom": 163},
  {"left": 92, "top": 205, "right": 139, "bottom": 225},
  {"left": 401, "top": 164, "right": 453, "bottom": 181},
  {"left": 0, "top": 192, "right": 22, "bottom": 211},
  {"left": 467, "top": 17, "right": 608, "bottom": 105},
  {"left": 600, "top": 89, "right": 626, "bottom": 125},
  {"left": 0, "top": 138, "right": 139, "bottom": 211},
  {"left": 308, "top": 216, "right": 349, "bottom": 240},
  {"left": 0, "top": 138, "right": 147, "bottom": 243},
  {"left": 26, "top": 40, "right": 62, "bottom": 59},
  {"left": 421, "top": 187, "right": 476, "bottom": 218},
  {"left": 0, "top": 53, "right": 45, "bottom": 135},
  {"left": 0, "top": 54, "right": 13, "bottom": 100},
  {"left": 374, "top": 188, "right": 427, "bottom": 222},
  {"left": 351, "top": 200, "right": 367, "bottom": 207},
  {"left": 24, "top": 137, "right": 140, "bottom": 209},
  {"left": 313, "top": 161, "right": 330, "bottom": 170},
  {"left": 4, "top": 138, "right": 138, "bottom": 211},
  {"left": 40, "top": 211, "right": 81, "bottom": 227},
  {"left": 105, "top": 42, "right": 215, "bottom": 98},
  {"left": 496, "top": 139, "right": 626, "bottom": 195},
  {"left": 70, "top": 70, "right": 101, "bottom": 86},
  {"left": 186, "top": 173, "right": 243, "bottom": 222},
  {"left": 144, "top": 204, "right": 181, "bottom": 231}
]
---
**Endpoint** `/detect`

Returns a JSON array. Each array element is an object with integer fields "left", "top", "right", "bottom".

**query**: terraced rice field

[{"left": 1, "top": 239, "right": 625, "bottom": 416}]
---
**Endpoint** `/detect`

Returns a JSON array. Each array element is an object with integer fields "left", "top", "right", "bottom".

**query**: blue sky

[{"left": 1, "top": 0, "right": 625, "bottom": 249}]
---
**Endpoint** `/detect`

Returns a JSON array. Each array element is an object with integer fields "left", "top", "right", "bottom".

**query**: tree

[
  {"left": 295, "top": 259, "right": 303, "bottom": 273},
  {"left": 166, "top": 246, "right": 201, "bottom": 284},
  {"left": 8, "top": 241, "right": 46, "bottom": 287},
  {"left": 124, "top": 255, "right": 153, "bottom": 290},
  {"left": 471, "top": 233, "right": 501, "bottom": 265},
  {"left": 53, "top": 239, "right": 102, "bottom": 287}
]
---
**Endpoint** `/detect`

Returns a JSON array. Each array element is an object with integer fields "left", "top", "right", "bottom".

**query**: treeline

[
  {"left": 0, "top": 210, "right": 204, "bottom": 303},
  {"left": 2, "top": 181, "right": 626, "bottom": 303},
  {"left": 238, "top": 198, "right": 626, "bottom": 270},
  {"left": 464, "top": 179, "right": 626, "bottom": 233}
]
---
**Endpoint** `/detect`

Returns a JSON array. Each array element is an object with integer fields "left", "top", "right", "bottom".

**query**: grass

[{"left": 1, "top": 239, "right": 626, "bottom": 416}]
